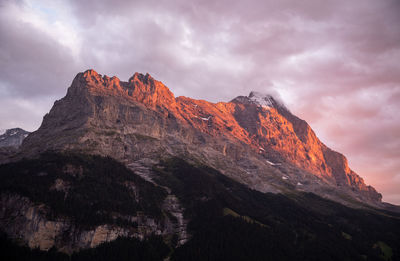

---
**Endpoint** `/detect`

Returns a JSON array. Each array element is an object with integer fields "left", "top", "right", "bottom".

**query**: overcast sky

[{"left": 1, "top": 0, "right": 399, "bottom": 204}]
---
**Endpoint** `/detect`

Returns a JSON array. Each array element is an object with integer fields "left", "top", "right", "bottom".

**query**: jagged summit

[
  {"left": 74, "top": 69, "right": 156, "bottom": 88},
  {"left": 128, "top": 72, "right": 154, "bottom": 84},
  {"left": 74, "top": 70, "right": 281, "bottom": 110},
  {"left": 82, "top": 68, "right": 99, "bottom": 77},
  {"left": 68, "top": 69, "right": 175, "bottom": 108}
]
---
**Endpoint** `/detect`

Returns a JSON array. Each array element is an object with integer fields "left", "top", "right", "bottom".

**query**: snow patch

[
  {"left": 200, "top": 116, "right": 212, "bottom": 121},
  {"left": 297, "top": 182, "right": 303, "bottom": 186},
  {"left": 194, "top": 115, "right": 212, "bottom": 121},
  {"left": 0, "top": 129, "right": 6, "bottom": 135},
  {"left": 282, "top": 176, "right": 288, "bottom": 180},
  {"left": 249, "top": 91, "right": 274, "bottom": 108},
  {"left": 267, "top": 160, "right": 281, "bottom": 166}
]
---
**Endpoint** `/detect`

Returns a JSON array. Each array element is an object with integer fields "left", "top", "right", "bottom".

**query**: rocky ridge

[{"left": 19, "top": 69, "right": 381, "bottom": 206}]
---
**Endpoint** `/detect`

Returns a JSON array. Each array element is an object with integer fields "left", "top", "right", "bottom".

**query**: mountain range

[{"left": 1, "top": 69, "right": 399, "bottom": 261}]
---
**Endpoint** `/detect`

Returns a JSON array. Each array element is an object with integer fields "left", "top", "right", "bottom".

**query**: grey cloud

[{"left": 0, "top": 7, "right": 77, "bottom": 98}]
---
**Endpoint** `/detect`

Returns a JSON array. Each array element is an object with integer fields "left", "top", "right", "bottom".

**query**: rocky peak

[
  {"left": 68, "top": 69, "right": 175, "bottom": 109},
  {"left": 74, "top": 69, "right": 104, "bottom": 85},
  {"left": 72, "top": 69, "right": 121, "bottom": 88},
  {"left": 248, "top": 91, "right": 275, "bottom": 108},
  {"left": 83, "top": 69, "right": 100, "bottom": 78},
  {"left": 129, "top": 72, "right": 154, "bottom": 85},
  {"left": 0, "top": 128, "right": 30, "bottom": 148},
  {"left": 127, "top": 72, "right": 175, "bottom": 108},
  {"left": 231, "top": 91, "right": 284, "bottom": 110}
]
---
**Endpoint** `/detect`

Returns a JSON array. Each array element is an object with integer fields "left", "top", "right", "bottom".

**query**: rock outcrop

[{"left": 0, "top": 193, "right": 160, "bottom": 253}]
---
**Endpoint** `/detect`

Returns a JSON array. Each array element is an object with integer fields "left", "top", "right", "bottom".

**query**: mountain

[
  {"left": 0, "top": 128, "right": 30, "bottom": 148},
  {"left": 1, "top": 69, "right": 399, "bottom": 260},
  {"left": 20, "top": 69, "right": 380, "bottom": 205}
]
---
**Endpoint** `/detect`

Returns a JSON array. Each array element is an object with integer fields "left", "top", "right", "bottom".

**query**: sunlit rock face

[{"left": 21, "top": 69, "right": 381, "bottom": 205}]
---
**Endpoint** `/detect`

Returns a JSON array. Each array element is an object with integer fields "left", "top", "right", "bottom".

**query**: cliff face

[
  {"left": 0, "top": 153, "right": 188, "bottom": 253},
  {"left": 1, "top": 193, "right": 188, "bottom": 254},
  {"left": 1, "top": 194, "right": 131, "bottom": 253},
  {"left": 21, "top": 69, "right": 381, "bottom": 204}
]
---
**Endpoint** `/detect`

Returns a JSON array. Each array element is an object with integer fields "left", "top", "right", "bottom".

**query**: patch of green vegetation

[
  {"left": 223, "top": 207, "right": 240, "bottom": 217},
  {"left": 374, "top": 241, "right": 393, "bottom": 261},
  {"left": 223, "top": 208, "right": 267, "bottom": 228},
  {"left": 342, "top": 231, "right": 352, "bottom": 240}
]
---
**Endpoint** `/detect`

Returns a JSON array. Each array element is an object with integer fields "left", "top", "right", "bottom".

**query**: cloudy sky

[{"left": 1, "top": 0, "right": 399, "bottom": 204}]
